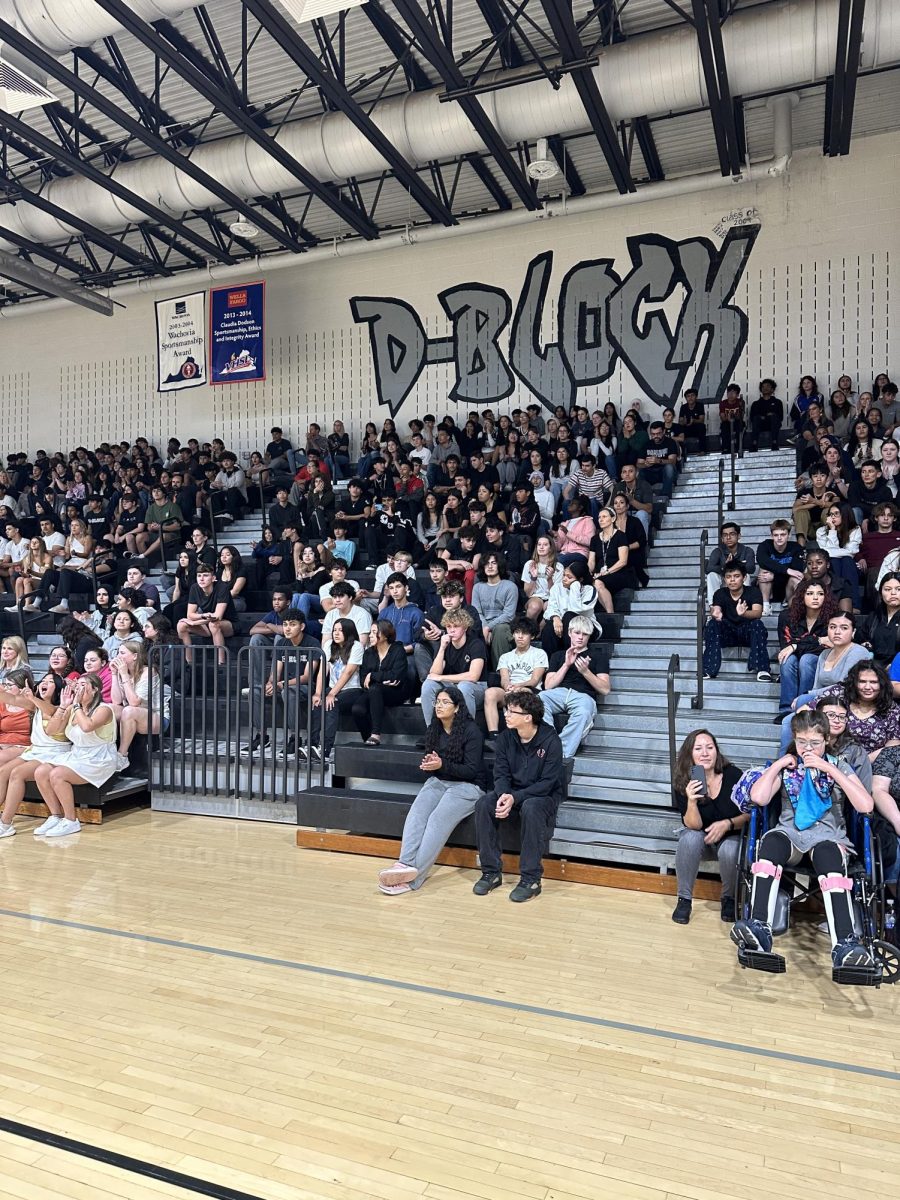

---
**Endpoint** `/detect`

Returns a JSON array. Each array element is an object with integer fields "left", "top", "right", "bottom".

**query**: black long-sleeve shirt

[
  {"left": 426, "top": 721, "right": 485, "bottom": 787},
  {"left": 492, "top": 722, "right": 564, "bottom": 808}
]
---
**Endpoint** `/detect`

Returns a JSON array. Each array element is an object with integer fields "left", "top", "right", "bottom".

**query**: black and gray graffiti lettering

[{"left": 352, "top": 226, "right": 759, "bottom": 416}]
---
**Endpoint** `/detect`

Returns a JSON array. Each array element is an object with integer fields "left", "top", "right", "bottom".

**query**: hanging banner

[
  {"left": 209, "top": 280, "right": 266, "bottom": 384},
  {"left": 155, "top": 291, "right": 207, "bottom": 392}
]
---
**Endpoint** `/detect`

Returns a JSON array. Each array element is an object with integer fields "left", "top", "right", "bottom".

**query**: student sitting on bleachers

[
  {"left": 419, "top": 609, "right": 487, "bottom": 733},
  {"left": 484, "top": 617, "right": 548, "bottom": 739},
  {"left": 540, "top": 614, "right": 610, "bottom": 759},
  {"left": 240, "top": 607, "right": 318, "bottom": 757},
  {"left": 0, "top": 672, "right": 66, "bottom": 839},
  {"left": 320, "top": 582, "right": 372, "bottom": 655},
  {"left": 349, "top": 619, "right": 409, "bottom": 749},
  {"left": 473, "top": 687, "right": 564, "bottom": 903},
  {"left": 379, "top": 573, "right": 424, "bottom": 675},
  {"left": 32, "top": 674, "right": 123, "bottom": 839},
  {"left": 111, "top": 639, "right": 170, "bottom": 761},
  {"left": 378, "top": 683, "right": 486, "bottom": 895},
  {"left": 308, "top": 618, "right": 363, "bottom": 764}
]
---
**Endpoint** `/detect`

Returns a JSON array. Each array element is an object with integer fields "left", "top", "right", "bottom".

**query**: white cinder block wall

[{"left": 0, "top": 131, "right": 897, "bottom": 458}]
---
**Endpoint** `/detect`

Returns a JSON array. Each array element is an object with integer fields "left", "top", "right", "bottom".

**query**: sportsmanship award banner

[
  {"left": 209, "top": 281, "right": 266, "bottom": 384},
  {"left": 155, "top": 291, "right": 206, "bottom": 392}
]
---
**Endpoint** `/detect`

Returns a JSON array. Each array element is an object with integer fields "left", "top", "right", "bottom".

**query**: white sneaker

[
  {"left": 33, "top": 815, "right": 62, "bottom": 836},
  {"left": 762, "top": 602, "right": 771, "bottom": 616},
  {"left": 0, "top": 821, "right": 15, "bottom": 839},
  {"left": 43, "top": 818, "right": 81, "bottom": 838}
]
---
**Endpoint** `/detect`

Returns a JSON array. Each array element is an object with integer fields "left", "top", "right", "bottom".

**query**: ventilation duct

[
  {"left": 5, "top": 0, "right": 203, "bottom": 56},
  {"left": 0, "top": 0, "right": 898, "bottom": 253}
]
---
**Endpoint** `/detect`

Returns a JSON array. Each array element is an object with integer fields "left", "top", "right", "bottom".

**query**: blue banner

[{"left": 209, "top": 281, "right": 266, "bottom": 384}]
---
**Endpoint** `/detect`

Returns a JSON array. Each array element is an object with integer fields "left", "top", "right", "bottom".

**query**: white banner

[{"left": 155, "top": 291, "right": 207, "bottom": 392}]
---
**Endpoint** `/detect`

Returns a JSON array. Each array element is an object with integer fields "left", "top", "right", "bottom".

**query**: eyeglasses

[
  {"left": 505, "top": 709, "right": 527, "bottom": 717},
  {"left": 434, "top": 696, "right": 455, "bottom": 707},
  {"left": 795, "top": 739, "right": 827, "bottom": 751},
  {"left": 822, "top": 712, "right": 848, "bottom": 722}
]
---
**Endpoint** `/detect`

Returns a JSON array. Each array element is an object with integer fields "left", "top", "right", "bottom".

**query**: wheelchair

[{"left": 732, "top": 799, "right": 900, "bottom": 987}]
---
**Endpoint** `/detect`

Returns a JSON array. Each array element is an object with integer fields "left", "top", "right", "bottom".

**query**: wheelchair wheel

[{"left": 874, "top": 939, "right": 900, "bottom": 985}]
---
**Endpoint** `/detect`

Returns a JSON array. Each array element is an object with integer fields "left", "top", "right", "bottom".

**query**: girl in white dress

[
  {"left": 32, "top": 674, "right": 122, "bottom": 838},
  {"left": 110, "top": 639, "right": 170, "bottom": 760},
  {"left": 0, "top": 673, "right": 68, "bottom": 837}
]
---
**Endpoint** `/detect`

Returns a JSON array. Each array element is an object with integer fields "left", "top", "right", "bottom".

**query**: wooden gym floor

[{"left": 0, "top": 809, "right": 898, "bottom": 1200}]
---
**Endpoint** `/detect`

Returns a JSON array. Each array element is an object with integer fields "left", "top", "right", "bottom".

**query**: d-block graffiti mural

[{"left": 351, "top": 225, "right": 760, "bottom": 416}]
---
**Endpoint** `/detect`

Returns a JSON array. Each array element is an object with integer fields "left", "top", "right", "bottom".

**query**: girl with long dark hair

[
  {"left": 377, "top": 683, "right": 485, "bottom": 894},
  {"left": 775, "top": 579, "right": 837, "bottom": 714},
  {"left": 671, "top": 728, "right": 745, "bottom": 925},
  {"left": 310, "top": 617, "right": 363, "bottom": 762}
]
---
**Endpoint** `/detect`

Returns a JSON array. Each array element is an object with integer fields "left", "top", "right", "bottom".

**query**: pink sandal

[
  {"left": 378, "top": 881, "right": 412, "bottom": 896},
  {"left": 378, "top": 862, "right": 419, "bottom": 887}
]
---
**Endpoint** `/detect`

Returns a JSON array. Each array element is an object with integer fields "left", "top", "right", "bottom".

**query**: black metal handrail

[
  {"left": 666, "top": 652, "right": 681, "bottom": 804},
  {"left": 205, "top": 497, "right": 219, "bottom": 556},
  {"left": 148, "top": 642, "right": 328, "bottom": 809},
  {"left": 716, "top": 456, "right": 725, "bottom": 533},
  {"left": 258, "top": 479, "right": 267, "bottom": 540},
  {"left": 692, "top": 590, "right": 705, "bottom": 712},
  {"left": 729, "top": 427, "right": 740, "bottom": 509}
]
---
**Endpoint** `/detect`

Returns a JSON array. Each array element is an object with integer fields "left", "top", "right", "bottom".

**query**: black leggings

[
  {"left": 351, "top": 679, "right": 408, "bottom": 740},
  {"left": 751, "top": 830, "right": 854, "bottom": 941}
]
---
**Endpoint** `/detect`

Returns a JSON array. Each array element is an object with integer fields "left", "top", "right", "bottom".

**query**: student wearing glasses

[
  {"left": 377, "top": 684, "right": 485, "bottom": 895},
  {"left": 731, "top": 709, "right": 876, "bottom": 971},
  {"left": 472, "top": 688, "right": 564, "bottom": 903}
]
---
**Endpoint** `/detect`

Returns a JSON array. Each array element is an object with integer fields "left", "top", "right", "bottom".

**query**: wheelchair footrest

[
  {"left": 737, "top": 947, "right": 786, "bottom": 973},
  {"left": 832, "top": 963, "right": 882, "bottom": 988}
]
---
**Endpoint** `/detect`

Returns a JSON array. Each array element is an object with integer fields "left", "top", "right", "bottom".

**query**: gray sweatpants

[
  {"left": 675, "top": 827, "right": 741, "bottom": 900},
  {"left": 399, "top": 776, "right": 482, "bottom": 889}
]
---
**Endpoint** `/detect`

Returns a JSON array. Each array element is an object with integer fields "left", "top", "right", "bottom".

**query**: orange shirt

[{"left": 0, "top": 703, "right": 31, "bottom": 746}]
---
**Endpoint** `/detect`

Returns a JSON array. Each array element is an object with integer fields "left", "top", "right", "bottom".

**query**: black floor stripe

[{"left": 0, "top": 1116, "right": 266, "bottom": 1200}]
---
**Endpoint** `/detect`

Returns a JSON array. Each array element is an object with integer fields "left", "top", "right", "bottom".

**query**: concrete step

[{"left": 600, "top": 687, "right": 776, "bottom": 712}]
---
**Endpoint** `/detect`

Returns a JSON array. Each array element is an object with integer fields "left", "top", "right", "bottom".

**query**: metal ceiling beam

[
  {"left": 539, "top": 0, "right": 634, "bottom": 194},
  {"left": 0, "top": 110, "right": 232, "bottom": 264},
  {"left": 0, "top": 223, "right": 94, "bottom": 278},
  {"left": 691, "top": 0, "right": 742, "bottom": 175},
  {"left": 94, "top": 0, "right": 379, "bottom": 240},
  {"left": 0, "top": 248, "right": 113, "bottom": 315},
  {"left": 824, "top": 0, "right": 866, "bottom": 156},
  {"left": 0, "top": 16, "right": 310, "bottom": 257},
  {"left": 363, "top": 1, "right": 432, "bottom": 91},
  {"left": 0, "top": 175, "right": 167, "bottom": 274},
  {"left": 77, "top": 41, "right": 195, "bottom": 148},
  {"left": 391, "top": 0, "right": 540, "bottom": 211},
  {"left": 462, "top": 153, "right": 511, "bottom": 210},
  {"left": 244, "top": 0, "right": 456, "bottom": 227},
  {"left": 633, "top": 116, "right": 665, "bottom": 181},
  {"left": 546, "top": 135, "right": 585, "bottom": 195},
  {"left": 474, "top": 0, "right": 525, "bottom": 70}
]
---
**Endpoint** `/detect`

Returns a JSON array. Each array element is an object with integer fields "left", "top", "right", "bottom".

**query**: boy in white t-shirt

[{"left": 484, "top": 616, "right": 549, "bottom": 738}]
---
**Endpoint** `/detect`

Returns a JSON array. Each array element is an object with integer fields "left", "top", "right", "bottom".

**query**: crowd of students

[
  {"left": 4, "top": 374, "right": 900, "bottom": 938},
  {"left": 675, "top": 372, "right": 900, "bottom": 975}
]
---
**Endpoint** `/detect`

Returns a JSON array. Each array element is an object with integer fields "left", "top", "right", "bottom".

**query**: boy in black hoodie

[{"left": 473, "top": 688, "right": 564, "bottom": 902}]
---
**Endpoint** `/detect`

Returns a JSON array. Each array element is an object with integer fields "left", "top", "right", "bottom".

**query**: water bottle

[{"left": 886, "top": 900, "right": 896, "bottom": 935}]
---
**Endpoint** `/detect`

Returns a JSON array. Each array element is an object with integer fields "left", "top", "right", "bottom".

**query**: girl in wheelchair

[{"left": 731, "top": 709, "right": 876, "bottom": 970}]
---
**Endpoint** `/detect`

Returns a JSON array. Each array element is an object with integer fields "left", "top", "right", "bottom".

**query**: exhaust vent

[{"left": 0, "top": 54, "right": 54, "bottom": 113}]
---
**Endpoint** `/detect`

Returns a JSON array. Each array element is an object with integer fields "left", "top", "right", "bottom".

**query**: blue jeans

[
  {"left": 640, "top": 463, "right": 676, "bottom": 498},
  {"left": 327, "top": 453, "right": 351, "bottom": 481},
  {"left": 777, "top": 652, "right": 819, "bottom": 713}
]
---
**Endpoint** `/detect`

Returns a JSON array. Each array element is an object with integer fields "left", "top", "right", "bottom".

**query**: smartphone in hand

[{"left": 690, "top": 764, "right": 707, "bottom": 796}]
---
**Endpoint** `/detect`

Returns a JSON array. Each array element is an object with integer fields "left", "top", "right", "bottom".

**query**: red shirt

[{"left": 0, "top": 703, "right": 30, "bottom": 745}]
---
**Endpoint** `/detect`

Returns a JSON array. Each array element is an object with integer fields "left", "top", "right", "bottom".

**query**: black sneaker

[
  {"left": 472, "top": 872, "right": 502, "bottom": 896},
  {"left": 671, "top": 897, "right": 692, "bottom": 924},
  {"left": 509, "top": 878, "right": 541, "bottom": 903},
  {"left": 720, "top": 896, "right": 736, "bottom": 923},
  {"left": 239, "top": 733, "right": 270, "bottom": 757}
]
